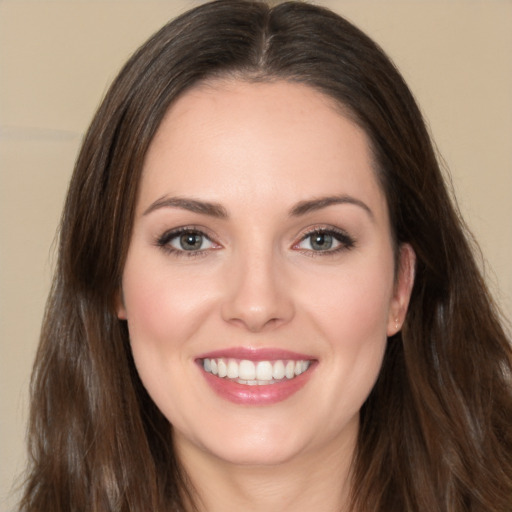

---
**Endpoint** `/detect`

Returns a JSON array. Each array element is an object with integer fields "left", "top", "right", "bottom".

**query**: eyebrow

[
  {"left": 143, "top": 196, "right": 228, "bottom": 218},
  {"left": 290, "top": 195, "right": 374, "bottom": 220},
  {"left": 143, "top": 194, "right": 373, "bottom": 220}
]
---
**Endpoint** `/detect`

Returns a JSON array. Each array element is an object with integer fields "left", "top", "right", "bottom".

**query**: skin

[{"left": 118, "top": 80, "right": 415, "bottom": 512}]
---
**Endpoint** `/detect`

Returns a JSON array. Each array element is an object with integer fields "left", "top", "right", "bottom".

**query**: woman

[{"left": 20, "top": 1, "right": 512, "bottom": 511}]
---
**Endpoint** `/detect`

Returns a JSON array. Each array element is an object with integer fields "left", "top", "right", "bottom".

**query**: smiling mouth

[{"left": 201, "top": 357, "right": 312, "bottom": 385}]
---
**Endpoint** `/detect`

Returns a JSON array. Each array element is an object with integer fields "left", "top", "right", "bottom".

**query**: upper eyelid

[
  {"left": 158, "top": 225, "right": 216, "bottom": 240},
  {"left": 293, "top": 226, "right": 355, "bottom": 249},
  {"left": 155, "top": 226, "right": 220, "bottom": 251},
  {"left": 295, "top": 225, "right": 352, "bottom": 240}
]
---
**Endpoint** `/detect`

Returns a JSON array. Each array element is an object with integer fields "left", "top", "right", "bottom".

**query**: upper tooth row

[{"left": 203, "top": 358, "right": 310, "bottom": 381}]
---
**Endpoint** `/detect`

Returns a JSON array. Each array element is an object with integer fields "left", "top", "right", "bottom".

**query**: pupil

[
  {"left": 311, "top": 233, "right": 333, "bottom": 251},
  {"left": 180, "top": 233, "right": 202, "bottom": 250}
]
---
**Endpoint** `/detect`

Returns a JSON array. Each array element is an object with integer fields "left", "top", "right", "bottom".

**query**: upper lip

[{"left": 196, "top": 347, "right": 316, "bottom": 362}]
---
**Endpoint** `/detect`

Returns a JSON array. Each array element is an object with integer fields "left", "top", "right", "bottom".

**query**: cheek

[
  {"left": 303, "top": 257, "right": 394, "bottom": 341},
  {"left": 298, "top": 255, "right": 393, "bottom": 404},
  {"left": 121, "top": 257, "right": 216, "bottom": 349},
  {"left": 120, "top": 257, "right": 217, "bottom": 422},
  {"left": 315, "top": 278, "right": 390, "bottom": 388}
]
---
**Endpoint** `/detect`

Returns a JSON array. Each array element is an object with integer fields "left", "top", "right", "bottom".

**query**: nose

[{"left": 220, "top": 250, "right": 295, "bottom": 333}]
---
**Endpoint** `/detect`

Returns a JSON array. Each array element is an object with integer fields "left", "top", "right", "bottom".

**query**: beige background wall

[{"left": 1, "top": 1, "right": 511, "bottom": 510}]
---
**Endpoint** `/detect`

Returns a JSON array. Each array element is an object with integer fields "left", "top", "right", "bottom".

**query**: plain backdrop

[{"left": 1, "top": 1, "right": 511, "bottom": 510}]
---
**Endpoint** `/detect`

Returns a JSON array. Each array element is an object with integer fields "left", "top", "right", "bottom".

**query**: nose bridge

[{"left": 221, "top": 242, "right": 294, "bottom": 332}]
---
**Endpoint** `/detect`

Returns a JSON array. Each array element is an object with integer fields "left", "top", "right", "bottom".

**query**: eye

[
  {"left": 171, "top": 231, "right": 212, "bottom": 251},
  {"left": 156, "top": 228, "right": 217, "bottom": 255},
  {"left": 302, "top": 232, "right": 337, "bottom": 251},
  {"left": 295, "top": 228, "right": 355, "bottom": 254}
]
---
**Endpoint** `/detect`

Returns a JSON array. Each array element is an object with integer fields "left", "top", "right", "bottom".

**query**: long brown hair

[{"left": 20, "top": 1, "right": 512, "bottom": 511}]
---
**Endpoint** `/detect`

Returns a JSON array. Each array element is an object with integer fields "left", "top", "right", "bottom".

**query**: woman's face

[{"left": 118, "top": 80, "right": 414, "bottom": 467}]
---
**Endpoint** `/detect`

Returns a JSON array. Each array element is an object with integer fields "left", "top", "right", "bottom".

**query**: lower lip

[{"left": 199, "top": 363, "right": 316, "bottom": 405}]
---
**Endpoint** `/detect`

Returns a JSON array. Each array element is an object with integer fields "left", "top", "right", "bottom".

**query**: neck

[{"left": 174, "top": 427, "right": 357, "bottom": 512}]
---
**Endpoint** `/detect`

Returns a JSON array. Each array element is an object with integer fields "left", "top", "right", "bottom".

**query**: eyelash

[
  {"left": 155, "top": 226, "right": 356, "bottom": 258},
  {"left": 155, "top": 227, "right": 218, "bottom": 258},
  {"left": 294, "top": 227, "right": 356, "bottom": 256}
]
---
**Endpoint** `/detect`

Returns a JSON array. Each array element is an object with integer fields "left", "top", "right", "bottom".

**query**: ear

[
  {"left": 387, "top": 243, "right": 416, "bottom": 336},
  {"left": 115, "top": 289, "right": 127, "bottom": 320}
]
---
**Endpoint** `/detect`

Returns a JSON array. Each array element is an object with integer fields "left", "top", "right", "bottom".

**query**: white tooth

[
  {"left": 256, "top": 361, "right": 273, "bottom": 381},
  {"left": 227, "top": 359, "right": 239, "bottom": 379},
  {"left": 285, "top": 361, "right": 295, "bottom": 379},
  {"left": 203, "top": 358, "right": 211, "bottom": 372},
  {"left": 210, "top": 358, "right": 218, "bottom": 375},
  {"left": 303, "top": 360, "right": 310, "bottom": 372},
  {"left": 246, "top": 380, "right": 258, "bottom": 386},
  {"left": 239, "top": 360, "right": 256, "bottom": 380},
  {"left": 217, "top": 359, "right": 227, "bottom": 378},
  {"left": 273, "top": 360, "right": 285, "bottom": 379},
  {"left": 295, "top": 361, "right": 303, "bottom": 376},
  {"left": 238, "top": 379, "right": 247, "bottom": 384}
]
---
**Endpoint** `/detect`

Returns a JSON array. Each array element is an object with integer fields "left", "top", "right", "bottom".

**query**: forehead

[{"left": 140, "top": 79, "right": 386, "bottom": 218}]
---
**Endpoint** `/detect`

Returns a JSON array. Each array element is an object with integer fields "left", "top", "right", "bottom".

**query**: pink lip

[
  {"left": 196, "top": 347, "right": 315, "bottom": 361},
  {"left": 196, "top": 347, "right": 317, "bottom": 406}
]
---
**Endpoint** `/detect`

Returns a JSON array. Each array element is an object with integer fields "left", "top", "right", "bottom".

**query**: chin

[
  {"left": 209, "top": 439, "right": 304, "bottom": 467},
  {"left": 178, "top": 416, "right": 311, "bottom": 467}
]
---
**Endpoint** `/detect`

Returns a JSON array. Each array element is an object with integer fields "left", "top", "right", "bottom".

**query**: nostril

[
  {"left": 246, "top": 317, "right": 280, "bottom": 333},
  {"left": 220, "top": 263, "right": 295, "bottom": 332}
]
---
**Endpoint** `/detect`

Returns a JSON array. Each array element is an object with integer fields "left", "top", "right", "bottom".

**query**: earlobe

[
  {"left": 387, "top": 243, "right": 416, "bottom": 336},
  {"left": 115, "top": 290, "right": 127, "bottom": 320}
]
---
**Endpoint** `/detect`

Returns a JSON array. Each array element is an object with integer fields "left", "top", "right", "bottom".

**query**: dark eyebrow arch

[
  {"left": 143, "top": 196, "right": 228, "bottom": 218},
  {"left": 290, "top": 195, "right": 374, "bottom": 220}
]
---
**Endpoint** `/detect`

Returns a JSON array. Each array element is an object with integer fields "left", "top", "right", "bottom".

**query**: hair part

[{"left": 21, "top": 1, "right": 512, "bottom": 511}]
